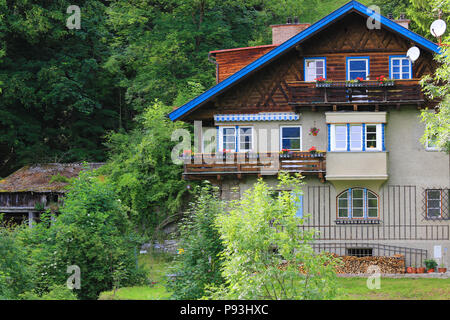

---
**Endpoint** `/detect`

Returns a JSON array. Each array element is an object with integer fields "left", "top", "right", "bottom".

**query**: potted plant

[
  {"left": 438, "top": 263, "right": 447, "bottom": 273},
  {"left": 308, "top": 146, "right": 317, "bottom": 155},
  {"left": 279, "top": 149, "right": 292, "bottom": 159},
  {"left": 309, "top": 127, "right": 320, "bottom": 136},
  {"left": 376, "top": 75, "right": 395, "bottom": 86},
  {"left": 406, "top": 266, "right": 417, "bottom": 274},
  {"left": 424, "top": 259, "right": 438, "bottom": 273},
  {"left": 416, "top": 266, "right": 426, "bottom": 273},
  {"left": 315, "top": 76, "right": 332, "bottom": 88}
]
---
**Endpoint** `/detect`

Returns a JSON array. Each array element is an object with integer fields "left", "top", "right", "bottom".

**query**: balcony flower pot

[
  {"left": 427, "top": 269, "right": 435, "bottom": 273},
  {"left": 424, "top": 259, "right": 438, "bottom": 273},
  {"left": 438, "top": 267, "right": 447, "bottom": 273},
  {"left": 416, "top": 267, "right": 426, "bottom": 273},
  {"left": 406, "top": 267, "right": 417, "bottom": 274}
]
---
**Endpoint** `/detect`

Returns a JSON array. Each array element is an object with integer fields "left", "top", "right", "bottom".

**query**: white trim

[
  {"left": 218, "top": 126, "right": 236, "bottom": 152},
  {"left": 390, "top": 57, "right": 412, "bottom": 80},
  {"left": 347, "top": 57, "right": 369, "bottom": 80},
  {"left": 280, "top": 125, "right": 302, "bottom": 151},
  {"left": 331, "top": 124, "right": 347, "bottom": 151},
  {"left": 238, "top": 126, "right": 254, "bottom": 152},
  {"left": 304, "top": 58, "right": 326, "bottom": 81},
  {"left": 214, "top": 112, "right": 300, "bottom": 122}
]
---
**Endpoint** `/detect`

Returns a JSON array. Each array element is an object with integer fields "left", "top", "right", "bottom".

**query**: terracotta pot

[
  {"left": 406, "top": 267, "right": 416, "bottom": 274},
  {"left": 416, "top": 267, "right": 426, "bottom": 273},
  {"left": 427, "top": 269, "right": 435, "bottom": 273},
  {"left": 438, "top": 268, "right": 447, "bottom": 273}
]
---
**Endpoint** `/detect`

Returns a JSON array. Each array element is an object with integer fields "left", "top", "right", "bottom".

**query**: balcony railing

[
  {"left": 287, "top": 80, "right": 424, "bottom": 106},
  {"left": 182, "top": 151, "right": 326, "bottom": 182}
]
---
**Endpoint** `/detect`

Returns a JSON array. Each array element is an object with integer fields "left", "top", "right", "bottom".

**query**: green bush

[
  {"left": 0, "top": 225, "right": 32, "bottom": 299},
  {"left": 208, "top": 172, "right": 340, "bottom": 300},
  {"left": 167, "top": 183, "right": 225, "bottom": 299},
  {"left": 17, "top": 168, "right": 147, "bottom": 300}
]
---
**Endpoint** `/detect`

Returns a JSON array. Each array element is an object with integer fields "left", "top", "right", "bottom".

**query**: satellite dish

[
  {"left": 407, "top": 46, "right": 420, "bottom": 63},
  {"left": 430, "top": 19, "right": 447, "bottom": 37}
]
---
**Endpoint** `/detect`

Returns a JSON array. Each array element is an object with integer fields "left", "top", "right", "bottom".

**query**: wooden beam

[
  {"left": 353, "top": 104, "right": 358, "bottom": 111},
  {"left": 375, "top": 104, "right": 379, "bottom": 112},
  {"left": 333, "top": 104, "right": 337, "bottom": 112}
]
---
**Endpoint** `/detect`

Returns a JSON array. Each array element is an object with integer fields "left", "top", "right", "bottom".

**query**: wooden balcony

[
  {"left": 287, "top": 80, "right": 425, "bottom": 107},
  {"left": 182, "top": 152, "right": 326, "bottom": 182}
]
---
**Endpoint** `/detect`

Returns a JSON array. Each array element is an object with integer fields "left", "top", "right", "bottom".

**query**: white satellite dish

[
  {"left": 430, "top": 19, "right": 447, "bottom": 37},
  {"left": 407, "top": 46, "right": 420, "bottom": 63}
]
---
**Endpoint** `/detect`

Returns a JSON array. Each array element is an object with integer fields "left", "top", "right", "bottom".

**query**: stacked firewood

[{"left": 332, "top": 254, "right": 405, "bottom": 274}]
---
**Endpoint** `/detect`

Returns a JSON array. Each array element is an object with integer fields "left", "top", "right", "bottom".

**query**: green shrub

[
  {"left": 0, "top": 225, "right": 32, "bottom": 299},
  {"left": 166, "top": 183, "right": 225, "bottom": 299},
  {"left": 208, "top": 172, "right": 340, "bottom": 300},
  {"left": 17, "top": 169, "right": 147, "bottom": 300}
]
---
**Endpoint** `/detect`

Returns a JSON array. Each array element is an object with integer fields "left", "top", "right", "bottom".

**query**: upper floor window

[
  {"left": 426, "top": 134, "right": 438, "bottom": 151},
  {"left": 218, "top": 126, "right": 253, "bottom": 152},
  {"left": 338, "top": 188, "right": 379, "bottom": 219},
  {"left": 329, "top": 124, "right": 383, "bottom": 152},
  {"left": 304, "top": 58, "right": 326, "bottom": 82},
  {"left": 280, "top": 126, "right": 302, "bottom": 151},
  {"left": 389, "top": 56, "right": 412, "bottom": 80},
  {"left": 239, "top": 127, "right": 253, "bottom": 152},
  {"left": 347, "top": 57, "right": 369, "bottom": 80}
]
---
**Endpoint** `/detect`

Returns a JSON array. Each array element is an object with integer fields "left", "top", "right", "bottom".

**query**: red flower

[
  {"left": 308, "top": 146, "right": 317, "bottom": 152},
  {"left": 356, "top": 77, "right": 364, "bottom": 82}
]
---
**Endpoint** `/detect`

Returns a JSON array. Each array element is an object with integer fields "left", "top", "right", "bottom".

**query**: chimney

[
  {"left": 270, "top": 21, "right": 311, "bottom": 45},
  {"left": 394, "top": 13, "right": 410, "bottom": 29}
]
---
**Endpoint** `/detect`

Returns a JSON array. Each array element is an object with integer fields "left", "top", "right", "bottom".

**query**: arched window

[{"left": 337, "top": 188, "right": 378, "bottom": 219}]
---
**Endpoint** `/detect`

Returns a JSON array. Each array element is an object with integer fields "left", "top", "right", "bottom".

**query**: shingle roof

[{"left": 0, "top": 163, "right": 104, "bottom": 193}]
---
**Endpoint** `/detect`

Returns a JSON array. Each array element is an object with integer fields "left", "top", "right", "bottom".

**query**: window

[
  {"left": 304, "top": 58, "right": 326, "bottom": 82},
  {"left": 332, "top": 125, "right": 347, "bottom": 151},
  {"left": 366, "top": 124, "right": 378, "bottom": 150},
  {"left": 390, "top": 56, "right": 412, "bottom": 80},
  {"left": 295, "top": 194, "right": 303, "bottom": 218},
  {"left": 347, "top": 248, "right": 373, "bottom": 257},
  {"left": 337, "top": 188, "right": 379, "bottom": 219},
  {"left": 426, "top": 135, "right": 438, "bottom": 151},
  {"left": 426, "top": 189, "right": 442, "bottom": 219},
  {"left": 350, "top": 125, "right": 363, "bottom": 151},
  {"left": 347, "top": 57, "right": 369, "bottom": 80},
  {"left": 220, "top": 127, "right": 236, "bottom": 152},
  {"left": 239, "top": 127, "right": 253, "bottom": 152},
  {"left": 280, "top": 126, "right": 301, "bottom": 151},
  {"left": 330, "top": 124, "right": 383, "bottom": 152}
]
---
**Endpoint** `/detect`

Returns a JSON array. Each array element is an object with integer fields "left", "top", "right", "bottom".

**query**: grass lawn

[
  {"left": 335, "top": 277, "right": 450, "bottom": 300},
  {"left": 99, "top": 252, "right": 175, "bottom": 300},
  {"left": 99, "top": 253, "right": 450, "bottom": 300}
]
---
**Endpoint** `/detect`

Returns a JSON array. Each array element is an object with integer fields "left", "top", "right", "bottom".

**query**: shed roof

[{"left": 0, "top": 163, "right": 104, "bottom": 193}]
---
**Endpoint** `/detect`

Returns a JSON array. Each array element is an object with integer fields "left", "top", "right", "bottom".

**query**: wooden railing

[
  {"left": 182, "top": 152, "right": 326, "bottom": 182},
  {"left": 287, "top": 80, "right": 424, "bottom": 106}
]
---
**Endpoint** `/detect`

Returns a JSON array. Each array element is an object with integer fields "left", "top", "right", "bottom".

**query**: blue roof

[{"left": 169, "top": 0, "right": 441, "bottom": 121}]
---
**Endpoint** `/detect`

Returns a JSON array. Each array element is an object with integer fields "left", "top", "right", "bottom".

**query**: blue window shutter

[
  {"left": 347, "top": 124, "right": 350, "bottom": 151},
  {"left": 327, "top": 124, "right": 331, "bottom": 152},
  {"left": 216, "top": 126, "right": 219, "bottom": 152},
  {"left": 362, "top": 124, "right": 366, "bottom": 151},
  {"left": 235, "top": 125, "right": 239, "bottom": 152},
  {"left": 363, "top": 188, "right": 367, "bottom": 218},
  {"left": 382, "top": 124, "right": 386, "bottom": 151},
  {"left": 296, "top": 194, "right": 303, "bottom": 218}
]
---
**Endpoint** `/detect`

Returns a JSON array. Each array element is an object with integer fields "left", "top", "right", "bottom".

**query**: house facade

[{"left": 169, "top": 1, "right": 450, "bottom": 269}]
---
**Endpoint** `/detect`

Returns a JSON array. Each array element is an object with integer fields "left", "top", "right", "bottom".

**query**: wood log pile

[{"left": 332, "top": 254, "right": 405, "bottom": 274}]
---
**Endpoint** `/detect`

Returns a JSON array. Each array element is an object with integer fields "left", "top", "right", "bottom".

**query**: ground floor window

[
  {"left": 347, "top": 248, "right": 373, "bottom": 257},
  {"left": 426, "top": 189, "right": 442, "bottom": 219},
  {"left": 337, "top": 188, "right": 379, "bottom": 219}
]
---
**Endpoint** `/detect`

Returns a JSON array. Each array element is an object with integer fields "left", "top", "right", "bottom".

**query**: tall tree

[{"left": 0, "top": 1, "right": 119, "bottom": 176}]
